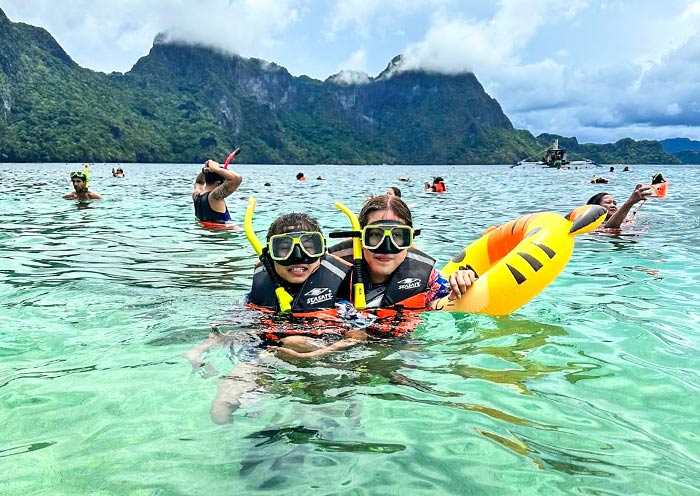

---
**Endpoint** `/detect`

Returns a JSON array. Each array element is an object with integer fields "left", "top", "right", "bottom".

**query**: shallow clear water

[{"left": 1, "top": 162, "right": 699, "bottom": 495}]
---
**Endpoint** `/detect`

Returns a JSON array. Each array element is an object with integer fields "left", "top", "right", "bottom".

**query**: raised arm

[
  {"left": 206, "top": 160, "right": 243, "bottom": 201},
  {"left": 604, "top": 183, "right": 652, "bottom": 229}
]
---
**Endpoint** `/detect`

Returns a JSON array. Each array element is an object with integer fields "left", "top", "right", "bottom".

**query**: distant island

[{"left": 0, "top": 8, "right": 692, "bottom": 165}]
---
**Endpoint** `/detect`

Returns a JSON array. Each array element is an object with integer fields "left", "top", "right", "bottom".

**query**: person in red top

[{"left": 425, "top": 177, "right": 447, "bottom": 192}]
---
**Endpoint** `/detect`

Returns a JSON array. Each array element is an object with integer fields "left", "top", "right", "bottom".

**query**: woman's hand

[
  {"left": 630, "top": 183, "right": 653, "bottom": 203},
  {"left": 448, "top": 269, "right": 477, "bottom": 300}
]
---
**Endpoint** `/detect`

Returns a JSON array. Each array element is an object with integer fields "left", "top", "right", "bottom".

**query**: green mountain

[
  {"left": 660, "top": 138, "right": 700, "bottom": 153},
  {"left": 0, "top": 8, "right": 682, "bottom": 165},
  {"left": 671, "top": 150, "right": 700, "bottom": 164},
  {"left": 659, "top": 138, "right": 700, "bottom": 163}
]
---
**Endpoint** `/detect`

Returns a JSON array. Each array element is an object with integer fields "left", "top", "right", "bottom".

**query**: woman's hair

[
  {"left": 387, "top": 186, "right": 402, "bottom": 197},
  {"left": 266, "top": 212, "right": 322, "bottom": 240},
  {"left": 358, "top": 195, "right": 413, "bottom": 227},
  {"left": 586, "top": 192, "right": 609, "bottom": 205}
]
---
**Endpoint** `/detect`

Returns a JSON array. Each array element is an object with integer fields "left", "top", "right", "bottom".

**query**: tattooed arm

[{"left": 206, "top": 160, "right": 243, "bottom": 201}]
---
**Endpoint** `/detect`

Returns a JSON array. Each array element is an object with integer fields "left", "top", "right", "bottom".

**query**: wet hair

[
  {"left": 387, "top": 186, "right": 402, "bottom": 198},
  {"left": 587, "top": 192, "right": 609, "bottom": 205},
  {"left": 296, "top": 172, "right": 305, "bottom": 180},
  {"left": 204, "top": 171, "right": 223, "bottom": 186},
  {"left": 434, "top": 177, "right": 444, "bottom": 183},
  {"left": 358, "top": 195, "right": 413, "bottom": 227},
  {"left": 266, "top": 212, "right": 322, "bottom": 240},
  {"left": 652, "top": 172, "right": 666, "bottom": 184}
]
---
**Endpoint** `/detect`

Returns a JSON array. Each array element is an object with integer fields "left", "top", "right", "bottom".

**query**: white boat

[{"left": 512, "top": 139, "right": 599, "bottom": 169}]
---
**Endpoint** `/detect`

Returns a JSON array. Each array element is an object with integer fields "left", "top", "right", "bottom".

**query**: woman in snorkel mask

[{"left": 330, "top": 195, "right": 475, "bottom": 311}]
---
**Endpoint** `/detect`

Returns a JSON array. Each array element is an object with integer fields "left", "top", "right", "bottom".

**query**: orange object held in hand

[{"left": 648, "top": 182, "right": 668, "bottom": 198}]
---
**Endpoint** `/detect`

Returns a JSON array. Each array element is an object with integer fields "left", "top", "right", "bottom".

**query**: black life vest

[
  {"left": 328, "top": 240, "right": 435, "bottom": 310},
  {"left": 248, "top": 253, "right": 351, "bottom": 312}
]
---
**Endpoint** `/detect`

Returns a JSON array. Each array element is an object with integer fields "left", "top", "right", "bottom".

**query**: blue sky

[{"left": 3, "top": 0, "right": 700, "bottom": 144}]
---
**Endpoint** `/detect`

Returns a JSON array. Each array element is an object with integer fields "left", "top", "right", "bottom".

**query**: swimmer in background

[
  {"left": 296, "top": 172, "right": 306, "bottom": 181},
  {"left": 63, "top": 167, "right": 103, "bottom": 200},
  {"left": 192, "top": 159, "right": 242, "bottom": 224},
  {"left": 425, "top": 177, "right": 447, "bottom": 192},
  {"left": 386, "top": 186, "right": 401, "bottom": 198},
  {"left": 587, "top": 183, "right": 653, "bottom": 229}
]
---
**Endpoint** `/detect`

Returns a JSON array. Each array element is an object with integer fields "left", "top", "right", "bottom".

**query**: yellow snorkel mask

[{"left": 70, "top": 164, "right": 90, "bottom": 188}]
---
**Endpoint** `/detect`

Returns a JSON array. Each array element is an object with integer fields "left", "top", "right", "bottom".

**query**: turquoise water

[{"left": 1, "top": 162, "right": 699, "bottom": 495}]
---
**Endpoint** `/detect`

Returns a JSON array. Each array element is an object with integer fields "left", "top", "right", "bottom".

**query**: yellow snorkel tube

[
  {"left": 244, "top": 196, "right": 293, "bottom": 313},
  {"left": 83, "top": 164, "right": 89, "bottom": 188},
  {"left": 334, "top": 202, "right": 366, "bottom": 310}
]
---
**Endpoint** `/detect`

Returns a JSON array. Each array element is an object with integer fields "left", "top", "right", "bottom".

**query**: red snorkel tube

[{"left": 223, "top": 148, "right": 241, "bottom": 169}]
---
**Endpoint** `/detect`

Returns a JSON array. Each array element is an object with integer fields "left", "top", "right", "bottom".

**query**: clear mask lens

[
  {"left": 268, "top": 232, "right": 325, "bottom": 261},
  {"left": 362, "top": 225, "right": 413, "bottom": 251}
]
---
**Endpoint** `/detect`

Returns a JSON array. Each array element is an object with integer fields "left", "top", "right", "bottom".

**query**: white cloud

[
  {"left": 3, "top": 0, "right": 301, "bottom": 72},
  {"left": 323, "top": 0, "right": 450, "bottom": 40},
  {"left": 395, "top": 0, "right": 587, "bottom": 75},
  {"left": 328, "top": 70, "right": 371, "bottom": 85},
  {"left": 152, "top": 0, "right": 301, "bottom": 60},
  {"left": 338, "top": 49, "right": 368, "bottom": 73}
]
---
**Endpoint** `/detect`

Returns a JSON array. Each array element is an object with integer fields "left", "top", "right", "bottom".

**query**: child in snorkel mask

[
  {"left": 246, "top": 212, "right": 351, "bottom": 315},
  {"left": 183, "top": 213, "right": 369, "bottom": 423}
]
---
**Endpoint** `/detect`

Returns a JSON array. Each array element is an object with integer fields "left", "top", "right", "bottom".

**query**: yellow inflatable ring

[{"left": 436, "top": 204, "right": 606, "bottom": 315}]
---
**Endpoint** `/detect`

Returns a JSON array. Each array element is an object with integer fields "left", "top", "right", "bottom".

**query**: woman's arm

[{"left": 604, "top": 184, "right": 652, "bottom": 229}]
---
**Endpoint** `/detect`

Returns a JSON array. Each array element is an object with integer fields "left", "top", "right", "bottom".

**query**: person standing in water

[
  {"left": 63, "top": 166, "right": 102, "bottom": 200},
  {"left": 192, "top": 159, "right": 242, "bottom": 224}
]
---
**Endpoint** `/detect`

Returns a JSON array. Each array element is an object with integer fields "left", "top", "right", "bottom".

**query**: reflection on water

[{"left": 1, "top": 163, "right": 700, "bottom": 494}]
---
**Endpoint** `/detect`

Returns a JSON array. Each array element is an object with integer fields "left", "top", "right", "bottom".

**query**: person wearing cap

[
  {"left": 63, "top": 170, "right": 103, "bottom": 200},
  {"left": 192, "top": 159, "right": 242, "bottom": 224}
]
